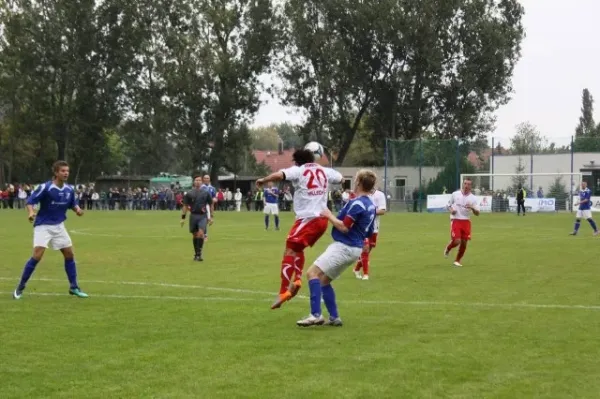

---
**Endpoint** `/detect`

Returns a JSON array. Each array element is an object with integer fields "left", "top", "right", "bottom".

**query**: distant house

[{"left": 253, "top": 149, "right": 330, "bottom": 173}]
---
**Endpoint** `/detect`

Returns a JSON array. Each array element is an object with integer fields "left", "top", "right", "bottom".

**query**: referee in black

[
  {"left": 516, "top": 185, "right": 526, "bottom": 216},
  {"left": 181, "top": 175, "right": 214, "bottom": 261}
]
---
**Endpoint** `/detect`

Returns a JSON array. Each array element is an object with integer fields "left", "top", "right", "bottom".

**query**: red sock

[
  {"left": 294, "top": 252, "right": 305, "bottom": 281},
  {"left": 361, "top": 251, "right": 370, "bottom": 275},
  {"left": 456, "top": 242, "right": 467, "bottom": 262},
  {"left": 280, "top": 255, "right": 295, "bottom": 294},
  {"left": 446, "top": 240, "right": 459, "bottom": 252},
  {"left": 354, "top": 260, "right": 362, "bottom": 272}
]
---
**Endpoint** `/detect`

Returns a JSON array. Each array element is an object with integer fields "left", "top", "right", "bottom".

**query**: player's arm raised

[{"left": 256, "top": 171, "right": 284, "bottom": 188}]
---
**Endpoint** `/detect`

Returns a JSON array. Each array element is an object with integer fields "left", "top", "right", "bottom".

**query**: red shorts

[
  {"left": 451, "top": 219, "right": 471, "bottom": 240},
  {"left": 363, "top": 233, "right": 378, "bottom": 248},
  {"left": 286, "top": 217, "right": 329, "bottom": 252}
]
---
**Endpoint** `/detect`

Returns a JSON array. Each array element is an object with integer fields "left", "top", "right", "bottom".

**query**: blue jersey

[
  {"left": 201, "top": 184, "right": 216, "bottom": 198},
  {"left": 579, "top": 188, "right": 592, "bottom": 210},
  {"left": 264, "top": 187, "right": 279, "bottom": 204},
  {"left": 332, "top": 196, "right": 376, "bottom": 248},
  {"left": 27, "top": 181, "right": 77, "bottom": 227}
]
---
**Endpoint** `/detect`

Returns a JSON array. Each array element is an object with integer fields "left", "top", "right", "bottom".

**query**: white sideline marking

[
  {"left": 0, "top": 291, "right": 263, "bottom": 302},
  {"left": 2, "top": 277, "right": 600, "bottom": 310}
]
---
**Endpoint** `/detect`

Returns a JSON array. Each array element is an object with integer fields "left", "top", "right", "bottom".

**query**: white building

[
  {"left": 491, "top": 153, "right": 600, "bottom": 193},
  {"left": 336, "top": 166, "right": 442, "bottom": 199}
]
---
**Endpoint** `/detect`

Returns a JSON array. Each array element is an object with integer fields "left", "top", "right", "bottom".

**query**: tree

[
  {"left": 511, "top": 157, "right": 527, "bottom": 191},
  {"left": 200, "top": 0, "right": 282, "bottom": 184},
  {"left": 251, "top": 126, "right": 280, "bottom": 150},
  {"left": 274, "top": 123, "right": 303, "bottom": 150},
  {"left": 547, "top": 175, "right": 567, "bottom": 202},
  {"left": 575, "top": 89, "right": 595, "bottom": 137},
  {"left": 369, "top": 0, "right": 524, "bottom": 156},
  {"left": 510, "top": 122, "right": 549, "bottom": 155}
]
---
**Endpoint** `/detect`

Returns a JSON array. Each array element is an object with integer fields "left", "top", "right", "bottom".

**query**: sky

[{"left": 252, "top": 0, "right": 600, "bottom": 148}]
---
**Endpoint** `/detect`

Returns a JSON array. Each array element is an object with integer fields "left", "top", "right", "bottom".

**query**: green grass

[{"left": 1, "top": 209, "right": 599, "bottom": 398}]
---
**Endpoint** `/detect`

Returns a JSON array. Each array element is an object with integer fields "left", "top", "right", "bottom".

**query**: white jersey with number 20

[
  {"left": 448, "top": 190, "right": 479, "bottom": 220},
  {"left": 281, "top": 163, "right": 343, "bottom": 220}
]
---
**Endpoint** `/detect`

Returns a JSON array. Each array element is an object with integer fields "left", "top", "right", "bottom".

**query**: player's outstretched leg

[
  {"left": 13, "top": 248, "right": 44, "bottom": 299},
  {"left": 271, "top": 249, "right": 296, "bottom": 309},
  {"left": 290, "top": 251, "right": 304, "bottom": 297},
  {"left": 61, "top": 247, "right": 88, "bottom": 298},
  {"left": 587, "top": 217, "right": 599, "bottom": 235},
  {"left": 570, "top": 219, "right": 581, "bottom": 235},
  {"left": 454, "top": 240, "right": 467, "bottom": 267},
  {"left": 444, "top": 239, "right": 460, "bottom": 258},
  {"left": 322, "top": 284, "right": 342, "bottom": 326}
]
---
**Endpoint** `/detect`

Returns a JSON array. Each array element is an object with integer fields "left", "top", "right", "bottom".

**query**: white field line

[{"left": 2, "top": 277, "right": 600, "bottom": 310}]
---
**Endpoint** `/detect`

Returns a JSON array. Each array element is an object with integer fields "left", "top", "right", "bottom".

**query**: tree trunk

[{"left": 56, "top": 124, "right": 68, "bottom": 162}]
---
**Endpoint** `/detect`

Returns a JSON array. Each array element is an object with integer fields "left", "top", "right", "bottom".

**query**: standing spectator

[
  {"left": 537, "top": 186, "right": 544, "bottom": 198},
  {"left": 254, "top": 189, "right": 263, "bottom": 211},
  {"left": 234, "top": 188, "right": 242, "bottom": 211},
  {"left": 18, "top": 186, "right": 27, "bottom": 209},
  {"left": 225, "top": 188, "right": 233, "bottom": 211},
  {"left": 217, "top": 189, "right": 225, "bottom": 211},
  {"left": 91, "top": 191, "right": 100, "bottom": 209},
  {"left": 245, "top": 191, "right": 253, "bottom": 211}
]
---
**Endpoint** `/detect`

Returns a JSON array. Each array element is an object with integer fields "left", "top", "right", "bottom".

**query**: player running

[
  {"left": 443, "top": 178, "right": 480, "bottom": 267},
  {"left": 13, "top": 161, "right": 88, "bottom": 299},
  {"left": 263, "top": 182, "right": 280, "bottom": 230},
  {"left": 181, "top": 175, "right": 214, "bottom": 261},
  {"left": 296, "top": 169, "right": 377, "bottom": 327},
  {"left": 570, "top": 181, "right": 599, "bottom": 236},
  {"left": 353, "top": 187, "right": 386, "bottom": 280},
  {"left": 256, "top": 148, "right": 343, "bottom": 310}
]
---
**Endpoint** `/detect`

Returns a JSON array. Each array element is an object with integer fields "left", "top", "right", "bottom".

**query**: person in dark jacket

[{"left": 516, "top": 186, "right": 526, "bottom": 216}]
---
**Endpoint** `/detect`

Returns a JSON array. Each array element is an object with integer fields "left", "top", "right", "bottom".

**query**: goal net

[{"left": 458, "top": 172, "right": 582, "bottom": 213}]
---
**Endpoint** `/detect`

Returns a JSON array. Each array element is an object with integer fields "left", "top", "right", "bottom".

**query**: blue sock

[
  {"left": 574, "top": 219, "right": 581, "bottom": 233},
  {"left": 308, "top": 278, "right": 322, "bottom": 316},
  {"left": 589, "top": 218, "right": 598, "bottom": 231},
  {"left": 64, "top": 259, "right": 79, "bottom": 290},
  {"left": 265, "top": 215, "right": 269, "bottom": 229},
  {"left": 18, "top": 258, "right": 40, "bottom": 290},
  {"left": 274, "top": 215, "right": 279, "bottom": 228},
  {"left": 321, "top": 284, "right": 339, "bottom": 319}
]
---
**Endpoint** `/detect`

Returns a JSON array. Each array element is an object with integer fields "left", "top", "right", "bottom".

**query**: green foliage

[
  {"left": 547, "top": 176, "right": 568, "bottom": 200},
  {"left": 511, "top": 157, "right": 527, "bottom": 191},
  {"left": 426, "top": 157, "right": 476, "bottom": 194},
  {"left": 575, "top": 89, "right": 596, "bottom": 137}
]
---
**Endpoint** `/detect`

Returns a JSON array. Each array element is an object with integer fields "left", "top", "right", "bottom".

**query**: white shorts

[
  {"left": 314, "top": 242, "right": 362, "bottom": 280},
  {"left": 264, "top": 203, "right": 279, "bottom": 215},
  {"left": 33, "top": 223, "right": 73, "bottom": 250},
  {"left": 577, "top": 210, "right": 593, "bottom": 219}
]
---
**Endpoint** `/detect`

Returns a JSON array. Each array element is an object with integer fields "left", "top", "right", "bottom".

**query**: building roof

[{"left": 253, "top": 150, "right": 330, "bottom": 172}]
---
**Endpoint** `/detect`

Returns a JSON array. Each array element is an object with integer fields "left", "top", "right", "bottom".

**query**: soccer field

[{"left": 1, "top": 210, "right": 600, "bottom": 398}]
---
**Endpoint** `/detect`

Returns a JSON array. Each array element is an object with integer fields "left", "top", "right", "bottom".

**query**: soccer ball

[{"left": 304, "top": 141, "right": 324, "bottom": 161}]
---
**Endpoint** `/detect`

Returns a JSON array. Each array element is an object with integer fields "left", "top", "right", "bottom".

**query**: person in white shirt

[
  {"left": 91, "top": 191, "right": 100, "bottom": 209},
  {"left": 443, "top": 178, "right": 480, "bottom": 267},
  {"left": 353, "top": 188, "right": 387, "bottom": 280},
  {"left": 225, "top": 188, "right": 233, "bottom": 210},
  {"left": 234, "top": 188, "right": 242, "bottom": 211}
]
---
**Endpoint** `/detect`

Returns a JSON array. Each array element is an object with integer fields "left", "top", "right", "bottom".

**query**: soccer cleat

[
  {"left": 275, "top": 227, "right": 280, "bottom": 231},
  {"left": 296, "top": 314, "right": 325, "bottom": 327},
  {"left": 453, "top": 261, "right": 462, "bottom": 267},
  {"left": 289, "top": 279, "right": 302, "bottom": 298},
  {"left": 362, "top": 275, "right": 369, "bottom": 281},
  {"left": 324, "top": 316, "right": 343, "bottom": 327},
  {"left": 69, "top": 288, "right": 89, "bottom": 298},
  {"left": 444, "top": 248, "right": 450, "bottom": 258},
  {"left": 594, "top": 231, "right": 599, "bottom": 237},
  {"left": 354, "top": 270, "right": 362, "bottom": 279},
  {"left": 569, "top": 232, "right": 577, "bottom": 236},
  {"left": 271, "top": 291, "right": 292, "bottom": 310},
  {"left": 12, "top": 288, "right": 23, "bottom": 300}
]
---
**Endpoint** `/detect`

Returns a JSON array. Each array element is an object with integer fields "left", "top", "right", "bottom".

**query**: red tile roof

[{"left": 253, "top": 150, "right": 330, "bottom": 172}]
